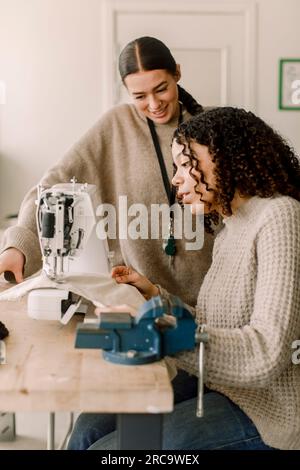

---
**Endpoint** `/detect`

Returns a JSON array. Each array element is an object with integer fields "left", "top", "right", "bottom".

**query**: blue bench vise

[{"left": 75, "top": 295, "right": 197, "bottom": 365}]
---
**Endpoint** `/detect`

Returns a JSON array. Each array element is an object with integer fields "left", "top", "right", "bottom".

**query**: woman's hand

[
  {"left": 0, "top": 248, "right": 25, "bottom": 283},
  {"left": 111, "top": 265, "right": 159, "bottom": 300}
]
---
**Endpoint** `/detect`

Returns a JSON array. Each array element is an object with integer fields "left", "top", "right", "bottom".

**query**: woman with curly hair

[{"left": 93, "top": 107, "right": 300, "bottom": 450}]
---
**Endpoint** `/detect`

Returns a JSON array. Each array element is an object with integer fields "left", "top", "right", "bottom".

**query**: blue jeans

[
  {"left": 68, "top": 371, "right": 274, "bottom": 450},
  {"left": 88, "top": 393, "right": 274, "bottom": 450},
  {"left": 68, "top": 369, "right": 198, "bottom": 450}
]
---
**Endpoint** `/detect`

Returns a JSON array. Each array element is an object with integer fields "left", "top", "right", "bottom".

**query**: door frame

[{"left": 100, "top": 0, "right": 257, "bottom": 113}]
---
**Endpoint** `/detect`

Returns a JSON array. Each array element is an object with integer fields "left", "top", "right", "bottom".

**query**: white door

[{"left": 101, "top": 0, "right": 256, "bottom": 112}]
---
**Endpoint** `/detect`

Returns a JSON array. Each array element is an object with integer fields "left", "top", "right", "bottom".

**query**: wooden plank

[{"left": 0, "top": 281, "right": 173, "bottom": 413}]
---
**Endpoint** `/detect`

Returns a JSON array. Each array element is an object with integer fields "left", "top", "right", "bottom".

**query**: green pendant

[{"left": 164, "top": 235, "right": 176, "bottom": 256}]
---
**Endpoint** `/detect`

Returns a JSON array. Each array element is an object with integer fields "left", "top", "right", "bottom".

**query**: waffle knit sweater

[
  {"left": 0, "top": 103, "right": 214, "bottom": 306},
  {"left": 172, "top": 195, "right": 300, "bottom": 449}
]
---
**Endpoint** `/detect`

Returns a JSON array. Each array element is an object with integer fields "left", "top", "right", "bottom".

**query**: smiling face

[
  {"left": 171, "top": 139, "right": 218, "bottom": 214},
  {"left": 124, "top": 68, "right": 181, "bottom": 124}
]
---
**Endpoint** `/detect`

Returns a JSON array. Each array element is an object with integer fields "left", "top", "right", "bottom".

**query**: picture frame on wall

[{"left": 279, "top": 58, "right": 300, "bottom": 110}]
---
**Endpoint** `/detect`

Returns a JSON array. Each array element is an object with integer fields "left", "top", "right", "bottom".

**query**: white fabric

[{"left": 0, "top": 271, "right": 145, "bottom": 311}]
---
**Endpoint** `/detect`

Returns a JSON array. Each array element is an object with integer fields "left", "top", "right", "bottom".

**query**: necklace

[{"left": 147, "top": 103, "right": 183, "bottom": 267}]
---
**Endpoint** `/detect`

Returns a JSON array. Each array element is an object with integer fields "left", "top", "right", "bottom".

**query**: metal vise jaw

[{"left": 75, "top": 295, "right": 197, "bottom": 365}]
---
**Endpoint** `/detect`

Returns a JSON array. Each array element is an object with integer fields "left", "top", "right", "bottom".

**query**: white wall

[
  {"left": 257, "top": 0, "right": 300, "bottom": 152},
  {"left": 0, "top": 0, "right": 103, "bottom": 219},
  {"left": 0, "top": 0, "right": 299, "bottom": 219}
]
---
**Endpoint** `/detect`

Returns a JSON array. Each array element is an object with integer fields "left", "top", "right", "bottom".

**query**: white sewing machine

[{"left": 27, "top": 179, "right": 111, "bottom": 324}]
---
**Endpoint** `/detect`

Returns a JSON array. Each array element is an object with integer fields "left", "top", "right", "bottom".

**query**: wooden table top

[{"left": 0, "top": 281, "right": 173, "bottom": 413}]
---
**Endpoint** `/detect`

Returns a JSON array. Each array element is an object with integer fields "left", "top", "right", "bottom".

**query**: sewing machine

[
  {"left": 27, "top": 179, "right": 110, "bottom": 324},
  {"left": 75, "top": 294, "right": 208, "bottom": 416}
]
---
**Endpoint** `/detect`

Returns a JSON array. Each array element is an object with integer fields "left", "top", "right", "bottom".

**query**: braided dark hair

[
  {"left": 174, "top": 107, "right": 300, "bottom": 232},
  {"left": 119, "top": 36, "right": 203, "bottom": 116},
  {"left": 178, "top": 85, "right": 203, "bottom": 116}
]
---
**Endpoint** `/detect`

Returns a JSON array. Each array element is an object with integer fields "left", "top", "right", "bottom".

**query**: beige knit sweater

[
  {"left": 0, "top": 103, "right": 214, "bottom": 305},
  {"left": 173, "top": 195, "right": 300, "bottom": 450}
]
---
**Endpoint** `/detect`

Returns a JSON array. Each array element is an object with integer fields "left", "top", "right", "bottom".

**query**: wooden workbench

[{"left": 0, "top": 281, "right": 173, "bottom": 449}]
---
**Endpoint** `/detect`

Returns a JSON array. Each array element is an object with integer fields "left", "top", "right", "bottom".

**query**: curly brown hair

[{"left": 174, "top": 107, "right": 300, "bottom": 232}]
